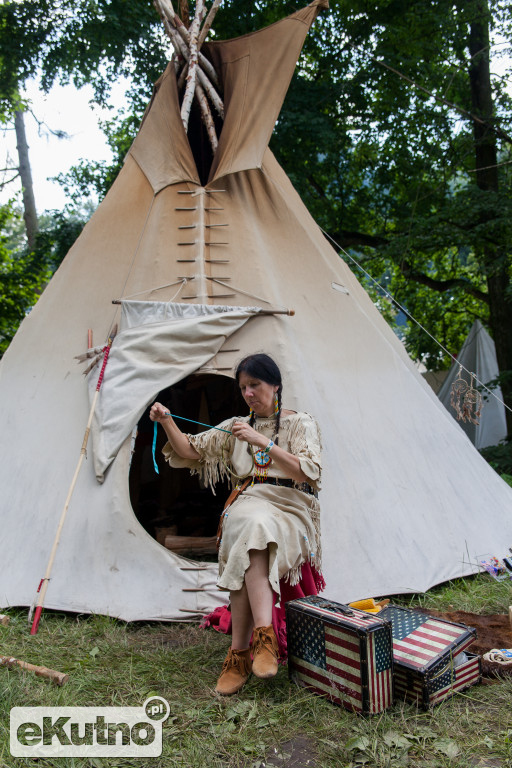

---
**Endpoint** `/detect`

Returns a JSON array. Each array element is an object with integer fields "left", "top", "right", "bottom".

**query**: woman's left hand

[{"left": 231, "top": 421, "right": 267, "bottom": 449}]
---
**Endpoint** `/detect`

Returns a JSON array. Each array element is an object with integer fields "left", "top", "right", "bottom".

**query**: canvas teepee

[
  {"left": 1, "top": 1, "right": 512, "bottom": 624},
  {"left": 437, "top": 320, "right": 508, "bottom": 450}
]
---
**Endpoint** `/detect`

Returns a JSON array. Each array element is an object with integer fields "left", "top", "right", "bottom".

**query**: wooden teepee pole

[
  {"left": 180, "top": 0, "right": 205, "bottom": 129},
  {"left": 29, "top": 325, "right": 117, "bottom": 635},
  {"left": 195, "top": 82, "right": 218, "bottom": 152},
  {"left": 154, "top": 0, "right": 224, "bottom": 151},
  {"left": 158, "top": 0, "right": 220, "bottom": 87},
  {"left": 197, "top": 0, "right": 222, "bottom": 47}
]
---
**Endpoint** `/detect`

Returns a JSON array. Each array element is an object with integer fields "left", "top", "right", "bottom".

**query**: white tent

[
  {"left": 437, "top": 320, "right": 508, "bottom": 449},
  {"left": 1, "top": 1, "right": 512, "bottom": 623}
]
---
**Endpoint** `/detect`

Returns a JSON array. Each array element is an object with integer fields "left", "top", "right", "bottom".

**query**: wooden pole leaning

[{"left": 29, "top": 325, "right": 118, "bottom": 636}]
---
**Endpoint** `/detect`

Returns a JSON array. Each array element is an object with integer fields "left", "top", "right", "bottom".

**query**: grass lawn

[{"left": 1, "top": 574, "right": 511, "bottom": 768}]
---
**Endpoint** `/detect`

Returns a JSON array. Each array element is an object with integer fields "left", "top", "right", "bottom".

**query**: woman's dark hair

[{"left": 235, "top": 354, "right": 283, "bottom": 441}]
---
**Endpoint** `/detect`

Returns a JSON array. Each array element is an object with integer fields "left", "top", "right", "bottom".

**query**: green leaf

[
  {"left": 383, "top": 731, "right": 413, "bottom": 750},
  {"left": 433, "top": 738, "right": 460, "bottom": 757},
  {"left": 346, "top": 735, "right": 370, "bottom": 752}
]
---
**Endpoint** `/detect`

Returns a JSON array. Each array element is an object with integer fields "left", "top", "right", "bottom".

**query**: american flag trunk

[
  {"left": 379, "top": 605, "right": 481, "bottom": 708},
  {"left": 286, "top": 596, "right": 394, "bottom": 713}
]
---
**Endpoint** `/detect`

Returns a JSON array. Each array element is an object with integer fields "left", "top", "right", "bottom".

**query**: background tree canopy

[{"left": 1, "top": 0, "right": 511, "bottom": 431}]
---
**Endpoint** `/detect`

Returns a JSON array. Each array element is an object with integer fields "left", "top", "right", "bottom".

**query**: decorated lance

[{"left": 29, "top": 325, "right": 118, "bottom": 635}]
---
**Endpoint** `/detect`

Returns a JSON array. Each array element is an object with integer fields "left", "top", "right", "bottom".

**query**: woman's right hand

[
  {"left": 150, "top": 403, "right": 200, "bottom": 460},
  {"left": 150, "top": 402, "right": 171, "bottom": 423}
]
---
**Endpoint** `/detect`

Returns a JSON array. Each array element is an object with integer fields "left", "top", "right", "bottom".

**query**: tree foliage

[
  {"left": 0, "top": 0, "right": 167, "bottom": 111},
  {"left": 0, "top": 204, "right": 47, "bottom": 356},
  {"left": 0, "top": 202, "right": 89, "bottom": 357},
  {"left": 203, "top": 1, "right": 512, "bottom": 376},
  {"left": 1, "top": 0, "right": 512, "bottom": 426}
]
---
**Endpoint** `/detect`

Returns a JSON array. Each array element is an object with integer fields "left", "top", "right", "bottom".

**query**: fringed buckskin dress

[{"left": 162, "top": 412, "right": 323, "bottom": 604}]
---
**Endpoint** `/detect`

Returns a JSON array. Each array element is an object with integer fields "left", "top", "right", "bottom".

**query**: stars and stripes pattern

[
  {"left": 367, "top": 622, "right": 394, "bottom": 713},
  {"left": 382, "top": 605, "right": 480, "bottom": 707},
  {"left": 394, "top": 667, "right": 424, "bottom": 705},
  {"left": 286, "top": 597, "right": 393, "bottom": 713},
  {"left": 394, "top": 654, "right": 481, "bottom": 706},
  {"left": 381, "top": 606, "right": 474, "bottom": 670},
  {"left": 427, "top": 654, "right": 481, "bottom": 706}
]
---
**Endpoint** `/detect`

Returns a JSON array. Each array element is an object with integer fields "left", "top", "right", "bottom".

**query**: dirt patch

[
  {"left": 262, "top": 735, "right": 317, "bottom": 767},
  {"left": 421, "top": 609, "right": 512, "bottom": 679},
  {"left": 127, "top": 623, "right": 207, "bottom": 648}
]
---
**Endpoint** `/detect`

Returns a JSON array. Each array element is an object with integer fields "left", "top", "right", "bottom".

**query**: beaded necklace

[
  {"left": 221, "top": 412, "right": 280, "bottom": 482},
  {"left": 251, "top": 415, "right": 279, "bottom": 481}
]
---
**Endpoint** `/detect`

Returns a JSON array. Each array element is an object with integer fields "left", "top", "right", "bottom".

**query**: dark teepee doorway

[{"left": 129, "top": 373, "right": 248, "bottom": 559}]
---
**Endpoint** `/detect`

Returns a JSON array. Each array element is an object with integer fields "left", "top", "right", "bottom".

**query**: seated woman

[{"left": 150, "top": 353, "right": 323, "bottom": 695}]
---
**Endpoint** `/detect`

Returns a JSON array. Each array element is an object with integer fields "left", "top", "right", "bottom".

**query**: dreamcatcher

[{"left": 450, "top": 365, "right": 483, "bottom": 425}]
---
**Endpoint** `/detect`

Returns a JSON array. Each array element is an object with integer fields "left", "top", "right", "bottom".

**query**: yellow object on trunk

[{"left": 349, "top": 598, "right": 390, "bottom": 614}]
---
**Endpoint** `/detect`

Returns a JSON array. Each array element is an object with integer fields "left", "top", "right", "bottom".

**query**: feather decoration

[{"left": 75, "top": 346, "right": 106, "bottom": 376}]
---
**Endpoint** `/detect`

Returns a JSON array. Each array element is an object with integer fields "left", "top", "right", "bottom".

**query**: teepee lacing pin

[{"left": 450, "top": 365, "right": 483, "bottom": 425}]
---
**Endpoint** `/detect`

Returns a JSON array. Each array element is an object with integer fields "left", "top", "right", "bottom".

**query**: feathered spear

[{"left": 29, "top": 325, "right": 118, "bottom": 635}]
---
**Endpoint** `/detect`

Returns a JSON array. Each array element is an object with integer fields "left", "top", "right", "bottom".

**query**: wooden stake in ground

[
  {"left": 29, "top": 325, "right": 118, "bottom": 636},
  {"left": 1, "top": 655, "right": 69, "bottom": 685}
]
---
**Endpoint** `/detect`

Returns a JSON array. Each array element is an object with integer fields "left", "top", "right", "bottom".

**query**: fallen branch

[{"left": 1, "top": 655, "right": 69, "bottom": 686}]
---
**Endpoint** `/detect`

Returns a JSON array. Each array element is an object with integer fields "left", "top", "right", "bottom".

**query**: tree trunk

[
  {"left": 469, "top": 2, "right": 512, "bottom": 435},
  {"left": 14, "top": 108, "right": 38, "bottom": 251}
]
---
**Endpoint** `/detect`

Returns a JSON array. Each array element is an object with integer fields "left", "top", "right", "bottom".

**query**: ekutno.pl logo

[{"left": 10, "top": 696, "right": 170, "bottom": 758}]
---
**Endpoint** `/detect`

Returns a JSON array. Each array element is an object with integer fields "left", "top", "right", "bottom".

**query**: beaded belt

[{"left": 251, "top": 476, "right": 318, "bottom": 497}]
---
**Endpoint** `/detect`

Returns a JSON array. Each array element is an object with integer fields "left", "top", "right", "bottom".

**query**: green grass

[
  {"left": 1, "top": 573, "right": 511, "bottom": 768},
  {"left": 392, "top": 573, "right": 512, "bottom": 615}
]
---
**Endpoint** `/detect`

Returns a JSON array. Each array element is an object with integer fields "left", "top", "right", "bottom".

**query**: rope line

[
  {"left": 207, "top": 277, "right": 275, "bottom": 307},
  {"left": 467, "top": 158, "right": 512, "bottom": 173},
  {"left": 106, "top": 195, "right": 156, "bottom": 338},
  {"left": 119, "top": 277, "right": 190, "bottom": 301},
  {"left": 321, "top": 227, "right": 512, "bottom": 416},
  {"left": 346, "top": 42, "right": 512, "bottom": 146},
  {"left": 163, "top": 412, "right": 232, "bottom": 433}
]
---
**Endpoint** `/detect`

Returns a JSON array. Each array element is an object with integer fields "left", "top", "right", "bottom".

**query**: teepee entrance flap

[{"left": 89, "top": 301, "right": 261, "bottom": 480}]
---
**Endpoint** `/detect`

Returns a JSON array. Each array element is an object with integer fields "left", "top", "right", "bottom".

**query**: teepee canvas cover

[
  {"left": 1, "top": 1, "right": 512, "bottom": 622},
  {"left": 437, "top": 320, "right": 507, "bottom": 449}
]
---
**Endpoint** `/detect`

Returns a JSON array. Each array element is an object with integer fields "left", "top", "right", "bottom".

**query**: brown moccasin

[
  {"left": 251, "top": 625, "right": 279, "bottom": 679},
  {"left": 215, "top": 647, "right": 252, "bottom": 695}
]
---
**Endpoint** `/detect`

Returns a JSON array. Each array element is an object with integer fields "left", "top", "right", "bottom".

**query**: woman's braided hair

[{"left": 235, "top": 354, "right": 282, "bottom": 444}]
